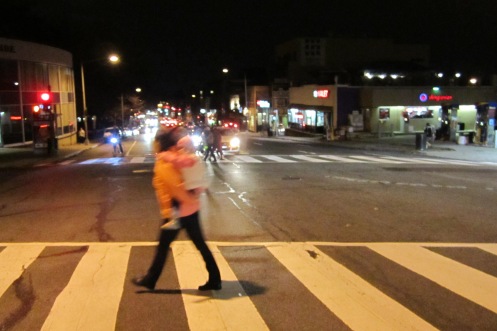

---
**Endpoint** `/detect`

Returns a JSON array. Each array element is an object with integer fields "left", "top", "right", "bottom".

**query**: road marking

[
  {"left": 380, "top": 156, "right": 441, "bottom": 164},
  {"left": 267, "top": 242, "right": 437, "bottom": 331},
  {"left": 369, "top": 244, "right": 497, "bottom": 314},
  {"left": 1, "top": 241, "right": 497, "bottom": 329},
  {"left": 130, "top": 156, "right": 146, "bottom": 163},
  {"left": 173, "top": 242, "right": 268, "bottom": 331},
  {"left": 260, "top": 155, "right": 296, "bottom": 163},
  {"left": 317, "top": 155, "right": 366, "bottom": 162},
  {"left": 289, "top": 155, "right": 330, "bottom": 162},
  {"left": 41, "top": 245, "right": 131, "bottom": 331},
  {"left": 417, "top": 157, "right": 479, "bottom": 166},
  {"left": 233, "top": 155, "right": 262, "bottom": 163},
  {"left": 349, "top": 155, "right": 405, "bottom": 163},
  {"left": 0, "top": 245, "right": 44, "bottom": 297}
]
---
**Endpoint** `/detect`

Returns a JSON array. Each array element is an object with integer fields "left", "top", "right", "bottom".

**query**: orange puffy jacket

[{"left": 152, "top": 159, "right": 200, "bottom": 219}]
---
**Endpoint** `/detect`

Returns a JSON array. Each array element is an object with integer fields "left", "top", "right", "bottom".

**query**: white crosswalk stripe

[
  {"left": 1, "top": 242, "right": 497, "bottom": 330},
  {"left": 368, "top": 244, "right": 497, "bottom": 314},
  {"left": 267, "top": 243, "right": 437, "bottom": 330},
  {"left": 41, "top": 245, "right": 131, "bottom": 331},
  {"left": 62, "top": 154, "right": 496, "bottom": 167},
  {"left": 174, "top": 242, "right": 269, "bottom": 331}
]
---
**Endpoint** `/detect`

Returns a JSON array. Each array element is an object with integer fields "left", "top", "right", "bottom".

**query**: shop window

[
  {"left": 379, "top": 108, "right": 390, "bottom": 119},
  {"left": 0, "top": 59, "right": 18, "bottom": 90},
  {"left": 404, "top": 107, "right": 433, "bottom": 119},
  {"left": 20, "top": 61, "right": 48, "bottom": 91}
]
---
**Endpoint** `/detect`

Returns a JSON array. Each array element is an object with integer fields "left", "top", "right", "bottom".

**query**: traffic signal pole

[{"left": 81, "top": 63, "right": 90, "bottom": 145}]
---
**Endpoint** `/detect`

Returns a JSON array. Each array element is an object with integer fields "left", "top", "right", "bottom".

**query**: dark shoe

[
  {"left": 131, "top": 276, "right": 156, "bottom": 290},
  {"left": 198, "top": 281, "right": 222, "bottom": 291}
]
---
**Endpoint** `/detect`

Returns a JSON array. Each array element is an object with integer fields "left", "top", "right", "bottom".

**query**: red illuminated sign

[
  {"left": 428, "top": 94, "right": 453, "bottom": 102},
  {"left": 313, "top": 89, "right": 329, "bottom": 98},
  {"left": 10, "top": 116, "right": 22, "bottom": 120},
  {"left": 419, "top": 93, "right": 453, "bottom": 102}
]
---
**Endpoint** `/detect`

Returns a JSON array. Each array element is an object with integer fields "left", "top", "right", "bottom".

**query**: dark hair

[{"left": 156, "top": 126, "right": 187, "bottom": 152}]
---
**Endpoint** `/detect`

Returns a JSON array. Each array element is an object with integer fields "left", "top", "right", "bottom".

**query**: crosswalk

[
  {"left": 1, "top": 242, "right": 497, "bottom": 330},
  {"left": 58, "top": 154, "right": 497, "bottom": 167}
]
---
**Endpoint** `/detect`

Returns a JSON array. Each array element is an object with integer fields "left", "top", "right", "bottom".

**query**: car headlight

[
  {"left": 192, "top": 135, "right": 202, "bottom": 147},
  {"left": 230, "top": 137, "right": 240, "bottom": 148}
]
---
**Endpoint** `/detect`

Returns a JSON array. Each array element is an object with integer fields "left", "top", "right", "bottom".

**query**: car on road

[{"left": 219, "top": 128, "right": 240, "bottom": 153}]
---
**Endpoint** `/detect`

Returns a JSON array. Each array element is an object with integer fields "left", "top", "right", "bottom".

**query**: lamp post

[
  {"left": 80, "top": 54, "right": 120, "bottom": 145},
  {"left": 80, "top": 63, "right": 90, "bottom": 145},
  {"left": 121, "top": 87, "right": 142, "bottom": 128}
]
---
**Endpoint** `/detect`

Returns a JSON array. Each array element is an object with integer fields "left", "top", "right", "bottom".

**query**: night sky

[{"left": 2, "top": 0, "right": 497, "bottom": 109}]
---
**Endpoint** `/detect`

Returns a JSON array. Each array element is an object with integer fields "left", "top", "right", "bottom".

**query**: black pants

[
  {"left": 146, "top": 212, "right": 220, "bottom": 285},
  {"left": 203, "top": 145, "right": 216, "bottom": 161}
]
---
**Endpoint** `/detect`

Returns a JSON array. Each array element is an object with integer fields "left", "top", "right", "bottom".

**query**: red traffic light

[{"left": 38, "top": 92, "right": 52, "bottom": 103}]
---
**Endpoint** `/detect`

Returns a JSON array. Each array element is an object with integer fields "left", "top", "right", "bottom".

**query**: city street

[{"left": 1, "top": 132, "right": 497, "bottom": 330}]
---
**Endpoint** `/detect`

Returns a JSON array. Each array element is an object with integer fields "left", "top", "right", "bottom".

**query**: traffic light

[{"left": 38, "top": 91, "right": 53, "bottom": 112}]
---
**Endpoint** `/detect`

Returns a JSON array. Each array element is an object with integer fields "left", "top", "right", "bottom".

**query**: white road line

[
  {"left": 233, "top": 155, "right": 263, "bottom": 163},
  {"left": 125, "top": 140, "right": 137, "bottom": 157},
  {"left": 289, "top": 155, "right": 331, "bottom": 162},
  {"left": 260, "top": 155, "right": 297, "bottom": 162},
  {"left": 41, "top": 245, "right": 131, "bottom": 331},
  {"left": 173, "top": 242, "right": 268, "bottom": 331},
  {"left": 416, "top": 157, "right": 479, "bottom": 166},
  {"left": 211, "top": 244, "right": 269, "bottom": 330},
  {"left": 267, "top": 243, "right": 437, "bottom": 331},
  {"left": 0, "top": 245, "right": 44, "bottom": 297},
  {"left": 369, "top": 244, "right": 497, "bottom": 314},
  {"left": 317, "top": 155, "right": 366, "bottom": 162},
  {"left": 349, "top": 155, "right": 405, "bottom": 163},
  {"left": 130, "top": 156, "right": 146, "bottom": 163},
  {"left": 380, "top": 156, "right": 441, "bottom": 164}
]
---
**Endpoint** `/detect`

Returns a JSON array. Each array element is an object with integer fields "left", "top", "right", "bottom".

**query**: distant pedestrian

[
  {"left": 78, "top": 128, "right": 86, "bottom": 143},
  {"left": 202, "top": 127, "right": 216, "bottom": 162},
  {"left": 424, "top": 123, "right": 434, "bottom": 147},
  {"left": 213, "top": 127, "right": 224, "bottom": 160}
]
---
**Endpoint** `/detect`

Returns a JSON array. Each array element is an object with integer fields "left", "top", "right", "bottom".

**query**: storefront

[
  {"left": 0, "top": 38, "right": 77, "bottom": 147},
  {"left": 288, "top": 85, "right": 336, "bottom": 137},
  {"left": 360, "top": 86, "right": 497, "bottom": 144}
]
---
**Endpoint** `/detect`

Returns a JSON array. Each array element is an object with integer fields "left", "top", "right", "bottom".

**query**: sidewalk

[
  {"left": 0, "top": 142, "right": 99, "bottom": 169},
  {"left": 265, "top": 132, "right": 497, "bottom": 164}
]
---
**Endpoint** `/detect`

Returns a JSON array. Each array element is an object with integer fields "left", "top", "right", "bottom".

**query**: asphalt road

[{"left": 0, "top": 133, "right": 496, "bottom": 330}]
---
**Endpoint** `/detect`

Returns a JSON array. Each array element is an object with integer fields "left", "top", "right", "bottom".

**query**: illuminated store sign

[
  {"left": 313, "top": 89, "right": 329, "bottom": 98},
  {"left": 419, "top": 93, "right": 453, "bottom": 102},
  {"left": 257, "top": 100, "right": 270, "bottom": 108}
]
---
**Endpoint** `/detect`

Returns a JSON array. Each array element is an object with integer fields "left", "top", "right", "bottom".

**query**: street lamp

[{"left": 80, "top": 54, "right": 119, "bottom": 144}]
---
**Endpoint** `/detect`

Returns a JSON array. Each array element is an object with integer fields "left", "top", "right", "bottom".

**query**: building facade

[
  {"left": 360, "top": 86, "right": 497, "bottom": 144},
  {"left": 0, "top": 38, "right": 77, "bottom": 147},
  {"left": 284, "top": 84, "right": 497, "bottom": 145},
  {"left": 275, "top": 36, "right": 430, "bottom": 86}
]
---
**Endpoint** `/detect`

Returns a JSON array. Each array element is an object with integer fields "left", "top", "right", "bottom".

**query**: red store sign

[
  {"left": 313, "top": 89, "right": 330, "bottom": 98},
  {"left": 419, "top": 93, "right": 453, "bottom": 102}
]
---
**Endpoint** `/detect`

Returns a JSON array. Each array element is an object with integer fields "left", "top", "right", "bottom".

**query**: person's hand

[{"left": 192, "top": 187, "right": 205, "bottom": 197}]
